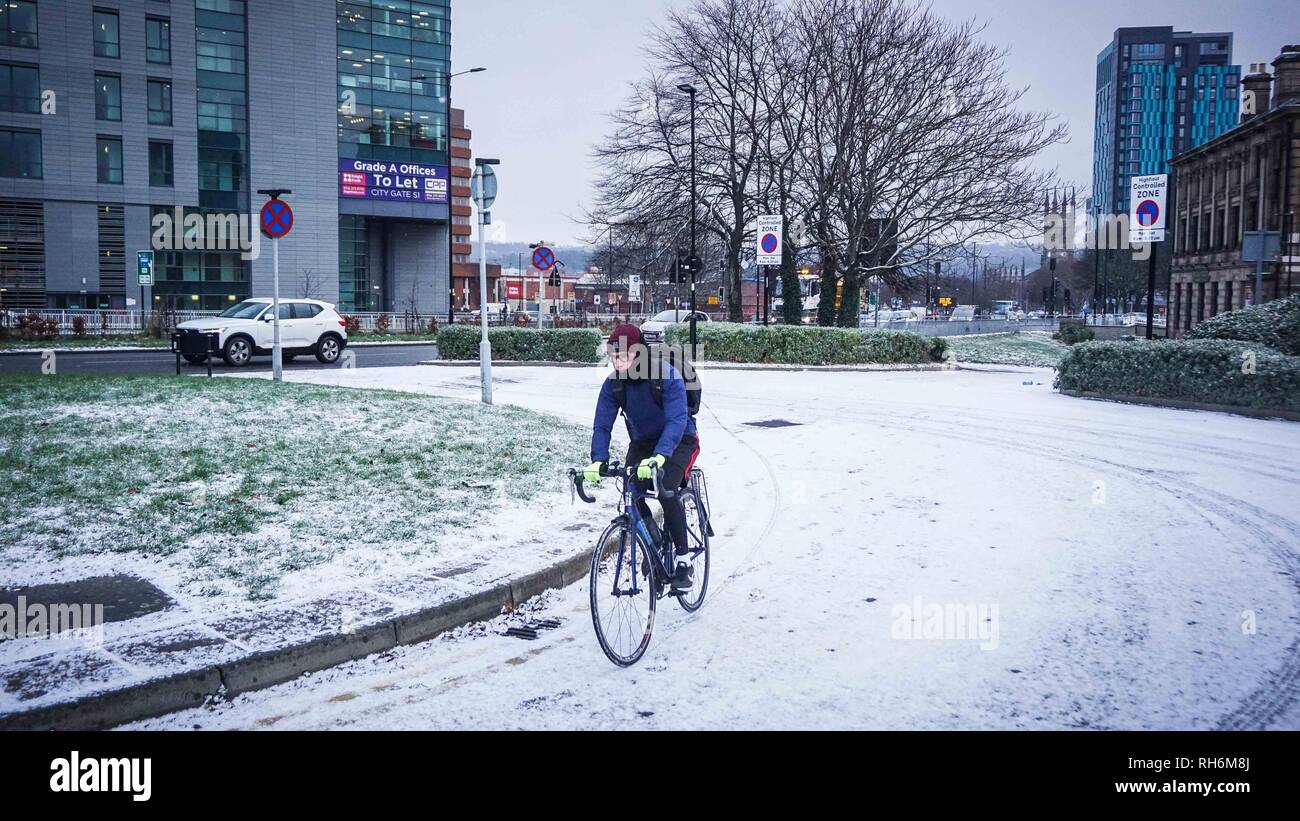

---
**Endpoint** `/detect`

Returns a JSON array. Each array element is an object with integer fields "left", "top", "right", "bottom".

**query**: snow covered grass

[
  {"left": 0, "top": 374, "right": 586, "bottom": 602},
  {"left": 0, "top": 335, "right": 165, "bottom": 351},
  {"left": 945, "top": 332, "right": 1067, "bottom": 367}
]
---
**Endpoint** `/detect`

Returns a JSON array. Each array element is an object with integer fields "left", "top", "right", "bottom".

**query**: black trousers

[{"left": 626, "top": 435, "right": 700, "bottom": 555}]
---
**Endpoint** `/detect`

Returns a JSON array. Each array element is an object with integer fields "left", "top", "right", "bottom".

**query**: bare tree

[
  {"left": 591, "top": 0, "right": 782, "bottom": 321},
  {"left": 298, "top": 268, "right": 323, "bottom": 299},
  {"left": 790, "top": 0, "right": 1068, "bottom": 325}
]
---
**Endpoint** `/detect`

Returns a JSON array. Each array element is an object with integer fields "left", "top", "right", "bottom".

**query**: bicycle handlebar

[{"left": 567, "top": 461, "right": 665, "bottom": 504}]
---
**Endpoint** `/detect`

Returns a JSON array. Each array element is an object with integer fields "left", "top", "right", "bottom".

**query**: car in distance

[
  {"left": 173, "top": 298, "right": 348, "bottom": 367},
  {"left": 639, "top": 309, "right": 710, "bottom": 345}
]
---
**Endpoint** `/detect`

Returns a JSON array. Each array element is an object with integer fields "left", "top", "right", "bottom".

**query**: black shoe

[{"left": 670, "top": 562, "right": 693, "bottom": 590}]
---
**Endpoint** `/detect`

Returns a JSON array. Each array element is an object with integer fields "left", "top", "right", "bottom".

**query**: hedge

[
  {"left": 1187, "top": 294, "right": 1300, "bottom": 356},
  {"left": 664, "top": 322, "right": 947, "bottom": 365},
  {"left": 435, "top": 325, "right": 603, "bottom": 362},
  {"left": 1055, "top": 339, "right": 1300, "bottom": 413}
]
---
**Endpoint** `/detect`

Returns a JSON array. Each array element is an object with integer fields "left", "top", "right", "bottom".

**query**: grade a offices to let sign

[{"left": 339, "top": 159, "right": 449, "bottom": 204}]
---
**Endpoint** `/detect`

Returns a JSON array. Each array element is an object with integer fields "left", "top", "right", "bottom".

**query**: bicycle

[{"left": 568, "top": 461, "right": 714, "bottom": 667}]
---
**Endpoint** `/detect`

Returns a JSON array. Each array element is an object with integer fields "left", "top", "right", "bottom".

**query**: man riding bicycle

[{"left": 583, "top": 324, "right": 700, "bottom": 590}]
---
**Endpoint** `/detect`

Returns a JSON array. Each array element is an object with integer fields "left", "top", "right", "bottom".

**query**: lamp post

[
  {"left": 418, "top": 66, "right": 486, "bottom": 326},
  {"left": 474, "top": 158, "right": 499, "bottom": 404},
  {"left": 677, "top": 83, "right": 698, "bottom": 349}
]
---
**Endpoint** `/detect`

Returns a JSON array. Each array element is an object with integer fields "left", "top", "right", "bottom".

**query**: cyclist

[{"left": 584, "top": 323, "right": 700, "bottom": 590}]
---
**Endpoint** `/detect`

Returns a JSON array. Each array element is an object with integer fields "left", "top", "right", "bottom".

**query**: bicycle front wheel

[
  {"left": 589, "top": 518, "right": 657, "bottom": 666},
  {"left": 675, "top": 488, "right": 711, "bottom": 612}
]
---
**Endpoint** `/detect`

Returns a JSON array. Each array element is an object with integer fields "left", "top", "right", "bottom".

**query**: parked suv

[{"left": 174, "top": 298, "right": 348, "bottom": 367}]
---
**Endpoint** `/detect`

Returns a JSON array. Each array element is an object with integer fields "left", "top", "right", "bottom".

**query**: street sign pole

[
  {"left": 258, "top": 189, "right": 294, "bottom": 382},
  {"left": 1130, "top": 174, "right": 1167, "bottom": 340},
  {"left": 272, "top": 237, "right": 282, "bottom": 381}
]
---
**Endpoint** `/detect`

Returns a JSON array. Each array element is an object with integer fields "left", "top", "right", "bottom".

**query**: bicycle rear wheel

[
  {"left": 675, "top": 489, "right": 711, "bottom": 612},
  {"left": 589, "top": 518, "right": 657, "bottom": 666}
]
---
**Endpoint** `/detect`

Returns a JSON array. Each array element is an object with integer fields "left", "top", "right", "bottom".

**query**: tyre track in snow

[
  {"left": 787, "top": 395, "right": 1300, "bottom": 729},
  {"left": 654, "top": 398, "right": 783, "bottom": 650}
]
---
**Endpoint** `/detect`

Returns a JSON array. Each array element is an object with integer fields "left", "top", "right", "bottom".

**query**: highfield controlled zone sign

[
  {"left": 339, "top": 159, "right": 449, "bottom": 204},
  {"left": 1129, "top": 174, "right": 1167, "bottom": 243}
]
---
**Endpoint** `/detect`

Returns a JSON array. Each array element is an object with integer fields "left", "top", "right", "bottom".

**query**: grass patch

[
  {"left": 0, "top": 374, "right": 586, "bottom": 601},
  {"left": 944, "top": 332, "right": 1067, "bottom": 367},
  {"left": 0, "top": 335, "right": 166, "bottom": 350}
]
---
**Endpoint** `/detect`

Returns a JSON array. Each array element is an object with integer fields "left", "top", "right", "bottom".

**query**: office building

[
  {"left": 1093, "top": 26, "right": 1240, "bottom": 216},
  {"left": 0, "top": 0, "right": 474, "bottom": 315}
]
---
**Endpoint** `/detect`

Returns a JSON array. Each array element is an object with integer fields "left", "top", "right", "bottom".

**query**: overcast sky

[{"left": 452, "top": 0, "right": 1293, "bottom": 247}]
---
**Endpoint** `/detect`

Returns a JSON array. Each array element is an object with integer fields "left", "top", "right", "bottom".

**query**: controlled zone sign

[
  {"left": 1129, "top": 174, "right": 1167, "bottom": 243},
  {"left": 756, "top": 214, "right": 783, "bottom": 265}
]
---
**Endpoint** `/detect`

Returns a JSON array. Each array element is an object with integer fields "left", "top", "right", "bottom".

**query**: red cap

[{"left": 606, "top": 323, "right": 643, "bottom": 351}]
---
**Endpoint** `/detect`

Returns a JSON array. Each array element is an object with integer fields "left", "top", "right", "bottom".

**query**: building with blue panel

[{"left": 1092, "top": 27, "right": 1240, "bottom": 216}]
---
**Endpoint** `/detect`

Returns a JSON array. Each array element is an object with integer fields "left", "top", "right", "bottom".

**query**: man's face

[{"left": 610, "top": 346, "right": 636, "bottom": 373}]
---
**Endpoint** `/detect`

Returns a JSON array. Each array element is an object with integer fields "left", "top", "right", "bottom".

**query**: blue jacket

[{"left": 591, "top": 365, "right": 697, "bottom": 462}]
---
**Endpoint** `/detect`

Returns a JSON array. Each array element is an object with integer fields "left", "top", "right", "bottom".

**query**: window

[
  {"left": 0, "top": 129, "right": 42, "bottom": 177},
  {"left": 149, "top": 141, "right": 173, "bottom": 186},
  {"left": 0, "top": 1, "right": 38, "bottom": 48},
  {"left": 291, "top": 303, "right": 322, "bottom": 319},
  {"left": 147, "top": 79, "right": 172, "bottom": 125},
  {"left": 97, "top": 136, "right": 123, "bottom": 184},
  {"left": 146, "top": 18, "right": 171, "bottom": 64},
  {"left": 0, "top": 128, "right": 41, "bottom": 176},
  {"left": 0, "top": 63, "right": 40, "bottom": 113},
  {"left": 95, "top": 74, "right": 121, "bottom": 121},
  {"left": 93, "top": 9, "right": 120, "bottom": 58}
]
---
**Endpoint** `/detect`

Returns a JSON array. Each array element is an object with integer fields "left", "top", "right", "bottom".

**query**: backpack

[{"left": 610, "top": 347, "right": 702, "bottom": 417}]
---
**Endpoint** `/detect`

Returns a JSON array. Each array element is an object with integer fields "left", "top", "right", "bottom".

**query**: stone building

[{"left": 1168, "top": 44, "right": 1300, "bottom": 337}]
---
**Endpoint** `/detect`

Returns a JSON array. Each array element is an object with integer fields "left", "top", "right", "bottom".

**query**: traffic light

[
  {"left": 934, "top": 261, "right": 941, "bottom": 276},
  {"left": 548, "top": 272, "right": 561, "bottom": 287}
]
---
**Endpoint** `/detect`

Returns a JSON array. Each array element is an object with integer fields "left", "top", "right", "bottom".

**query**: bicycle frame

[{"left": 609, "top": 467, "right": 676, "bottom": 597}]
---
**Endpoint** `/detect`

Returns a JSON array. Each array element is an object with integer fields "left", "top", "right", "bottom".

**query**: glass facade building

[
  {"left": 1093, "top": 27, "right": 1239, "bottom": 216},
  {"left": 0, "top": 0, "right": 459, "bottom": 315},
  {"left": 336, "top": 0, "right": 451, "bottom": 312}
]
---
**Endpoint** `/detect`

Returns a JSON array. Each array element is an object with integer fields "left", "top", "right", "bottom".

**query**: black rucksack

[{"left": 610, "top": 347, "right": 702, "bottom": 417}]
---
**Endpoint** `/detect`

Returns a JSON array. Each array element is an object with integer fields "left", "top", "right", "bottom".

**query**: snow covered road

[{"left": 128, "top": 365, "right": 1300, "bottom": 729}]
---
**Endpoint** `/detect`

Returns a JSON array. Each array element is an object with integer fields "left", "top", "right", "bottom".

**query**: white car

[
  {"left": 173, "top": 298, "right": 348, "bottom": 367},
  {"left": 639, "top": 309, "right": 710, "bottom": 345}
]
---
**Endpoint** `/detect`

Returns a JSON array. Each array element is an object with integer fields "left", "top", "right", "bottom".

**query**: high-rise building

[
  {"left": 1092, "top": 26, "right": 1240, "bottom": 216},
  {"left": 0, "top": 0, "right": 465, "bottom": 314}
]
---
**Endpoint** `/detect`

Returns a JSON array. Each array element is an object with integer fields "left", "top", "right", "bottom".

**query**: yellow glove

[
  {"left": 583, "top": 461, "right": 605, "bottom": 484},
  {"left": 637, "top": 454, "right": 666, "bottom": 480}
]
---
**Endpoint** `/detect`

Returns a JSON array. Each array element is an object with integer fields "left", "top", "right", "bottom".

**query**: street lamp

[
  {"left": 475, "top": 158, "right": 500, "bottom": 404},
  {"left": 416, "top": 66, "right": 487, "bottom": 325},
  {"left": 677, "top": 83, "right": 698, "bottom": 349}
]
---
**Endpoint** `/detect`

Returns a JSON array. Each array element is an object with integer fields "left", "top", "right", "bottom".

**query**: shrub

[
  {"left": 375, "top": 313, "right": 391, "bottom": 334},
  {"left": 1055, "top": 339, "right": 1300, "bottom": 413},
  {"left": 1187, "top": 294, "right": 1300, "bottom": 355},
  {"left": 15, "top": 312, "right": 59, "bottom": 341},
  {"left": 341, "top": 314, "right": 361, "bottom": 336},
  {"left": 436, "top": 325, "right": 603, "bottom": 362},
  {"left": 1057, "top": 320, "right": 1095, "bottom": 345},
  {"left": 664, "top": 322, "right": 946, "bottom": 365},
  {"left": 72, "top": 315, "right": 87, "bottom": 336}
]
